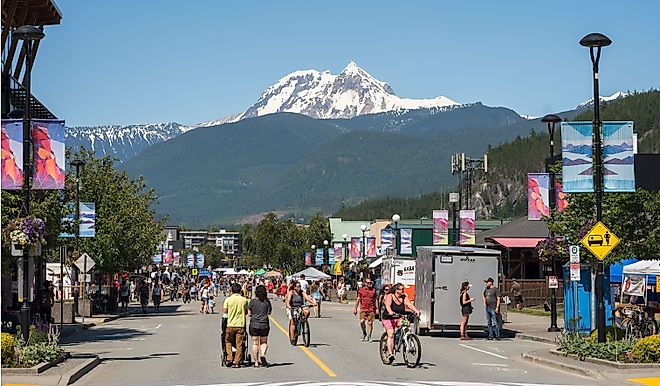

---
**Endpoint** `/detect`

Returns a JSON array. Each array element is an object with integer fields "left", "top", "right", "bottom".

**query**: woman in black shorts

[
  {"left": 248, "top": 285, "right": 272, "bottom": 367},
  {"left": 459, "top": 281, "right": 475, "bottom": 340}
]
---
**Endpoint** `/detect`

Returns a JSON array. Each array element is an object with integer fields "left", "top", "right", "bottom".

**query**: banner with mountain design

[
  {"left": 350, "top": 237, "right": 361, "bottom": 260},
  {"left": 380, "top": 228, "right": 393, "bottom": 254},
  {"left": 432, "top": 210, "right": 449, "bottom": 245},
  {"left": 315, "top": 248, "right": 325, "bottom": 266},
  {"left": 333, "top": 243, "right": 343, "bottom": 261},
  {"left": 400, "top": 229, "right": 412, "bottom": 255},
  {"left": 603, "top": 122, "right": 635, "bottom": 192},
  {"left": 528, "top": 173, "right": 550, "bottom": 220},
  {"left": 304, "top": 251, "right": 312, "bottom": 266},
  {"left": 1, "top": 119, "right": 23, "bottom": 190},
  {"left": 459, "top": 210, "right": 476, "bottom": 245},
  {"left": 561, "top": 122, "right": 594, "bottom": 193},
  {"left": 366, "top": 237, "right": 377, "bottom": 257},
  {"left": 32, "top": 120, "right": 66, "bottom": 190}
]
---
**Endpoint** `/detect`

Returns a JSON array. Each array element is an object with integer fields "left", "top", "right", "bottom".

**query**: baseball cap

[{"left": 484, "top": 277, "right": 495, "bottom": 283}]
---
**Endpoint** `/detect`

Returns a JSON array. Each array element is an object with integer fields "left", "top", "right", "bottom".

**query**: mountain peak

[
  {"left": 342, "top": 60, "right": 363, "bottom": 74},
  {"left": 577, "top": 91, "right": 628, "bottom": 108}
]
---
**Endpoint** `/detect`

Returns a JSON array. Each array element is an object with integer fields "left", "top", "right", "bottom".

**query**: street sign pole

[{"left": 569, "top": 245, "right": 580, "bottom": 332}]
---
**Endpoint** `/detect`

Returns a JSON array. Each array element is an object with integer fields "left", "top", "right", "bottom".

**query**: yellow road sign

[
  {"left": 191, "top": 268, "right": 199, "bottom": 276},
  {"left": 580, "top": 221, "right": 620, "bottom": 261}
]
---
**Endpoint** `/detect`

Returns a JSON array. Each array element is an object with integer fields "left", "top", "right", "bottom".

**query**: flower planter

[
  {"left": 1, "top": 352, "right": 69, "bottom": 375},
  {"left": 52, "top": 302, "right": 76, "bottom": 324}
]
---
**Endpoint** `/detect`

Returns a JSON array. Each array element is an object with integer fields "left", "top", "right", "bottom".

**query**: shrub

[
  {"left": 1, "top": 332, "right": 17, "bottom": 367},
  {"left": 19, "top": 342, "right": 64, "bottom": 368},
  {"left": 589, "top": 326, "right": 625, "bottom": 343},
  {"left": 632, "top": 335, "right": 660, "bottom": 363},
  {"left": 27, "top": 325, "right": 49, "bottom": 346},
  {"left": 557, "top": 332, "right": 636, "bottom": 362}
]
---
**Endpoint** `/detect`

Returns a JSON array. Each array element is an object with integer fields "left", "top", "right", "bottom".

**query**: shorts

[
  {"left": 249, "top": 326, "right": 270, "bottom": 337},
  {"left": 120, "top": 295, "right": 129, "bottom": 302},
  {"left": 359, "top": 311, "right": 376, "bottom": 322},
  {"left": 382, "top": 317, "right": 402, "bottom": 331},
  {"left": 461, "top": 306, "right": 472, "bottom": 317}
]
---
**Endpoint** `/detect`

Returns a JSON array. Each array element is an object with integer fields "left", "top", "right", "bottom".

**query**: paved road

[{"left": 60, "top": 296, "right": 625, "bottom": 386}]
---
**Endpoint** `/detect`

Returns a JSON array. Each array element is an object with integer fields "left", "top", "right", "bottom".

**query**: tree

[{"left": 198, "top": 244, "right": 225, "bottom": 268}]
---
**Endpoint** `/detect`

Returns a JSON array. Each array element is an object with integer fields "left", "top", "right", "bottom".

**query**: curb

[
  {"left": 516, "top": 333, "right": 557, "bottom": 345},
  {"left": 59, "top": 354, "right": 100, "bottom": 385},
  {"left": 0, "top": 352, "right": 69, "bottom": 376},
  {"left": 549, "top": 349, "right": 660, "bottom": 370},
  {"left": 521, "top": 352, "right": 594, "bottom": 377}
]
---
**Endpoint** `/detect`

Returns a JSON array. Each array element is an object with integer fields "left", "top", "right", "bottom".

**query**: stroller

[{"left": 221, "top": 316, "right": 251, "bottom": 367}]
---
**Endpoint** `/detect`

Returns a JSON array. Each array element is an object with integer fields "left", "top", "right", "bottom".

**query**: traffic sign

[
  {"left": 191, "top": 268, "right": 199, "bottom": 276},
  {"left": 548, "top": 276, "right": 559, "bottom": 289},
  {"left": 580, "top": 221, "right": 620, "bottom": 261},
  {"left": 569, "top": 245, "right": 581, "bottom": 281},
  {"left": 74, "top": 253, "right": 95, "bottom": 272},
  {"left": 569, "top": 245, "right": 580, "bottom": 263}
]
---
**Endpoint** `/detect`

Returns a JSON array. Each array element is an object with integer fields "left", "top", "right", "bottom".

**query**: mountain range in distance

[{"left": 64, "top": 62, "right": 631, "bottom": 226}]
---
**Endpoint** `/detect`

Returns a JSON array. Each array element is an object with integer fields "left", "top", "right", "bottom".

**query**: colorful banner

[
  {"left": 556, "top": 180, "right": 568, "bottom": 212},
  {"left": 333, "top": 243, "right": 343, "bottom": 261},
  {"left": 79, "top": 202, "right": 96, "bottom": 237},
  {"left": 152, "top": 254, "right": 162, "bottom": 264},
  {"left": 561, "top": 122, "right": 594, "bottom": 193},
  {"left": 1, "top": 119, "right": 23, "bottom": 190},
  {"left": 623, "top": 274, "right": 645, "bottom": 297},
  {"left": 196, "top": 254, "right": 205, "bottom": 268},
  {"left": 433, "top": 210, "right": 449, "bottom": 245},
  {"left": 350, "top": 237, "right": 361, "bottom": 260},
  {"left": 459, "top": 210, "right": 476, "bottom": 245},
  {"left": 328, "top": 247, "right": 336, "bottom": 265},
  {"left": 528, "top": 173, "right": 550, "bottom": 220},
  {"left": 173, "top": 252, "right": 180, "bottom": 266},
  {"left": 163, "top": 249, "right": 173, "bottom": 265},
  {"left": 380, "top": 228, "right": 393, "bottom": 254},
  {"left": 315, "top": 249, "right": 325, "bottom": 266},
  {"left": 366, "top": 237, "right": 377, "bottom": 257},
  {"left": 32, "top": 120, "right": 65, "bottom": 190},
  {"left": 187, "top": 254, "right": 195, "bottom": 267},
  {"left": 304, "top": 251, "right": 312, "bottom": 266},
  {"left": 400, "top": 229, "right": 412, "bottom": 255},
  {"left": 603, "top": 121, "right": 635, "bottom": 192}
]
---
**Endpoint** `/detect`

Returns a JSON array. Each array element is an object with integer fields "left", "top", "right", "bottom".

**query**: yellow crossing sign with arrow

[{"left": 580, "top": 221, "right": 620, "bottom": 261}]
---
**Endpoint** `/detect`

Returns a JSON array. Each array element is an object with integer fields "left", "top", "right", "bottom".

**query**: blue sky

[{"left": 32, "top": 1, "right": 659, "bottom": 126}]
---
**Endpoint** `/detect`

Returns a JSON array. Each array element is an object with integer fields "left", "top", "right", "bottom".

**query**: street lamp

[
  {"left": 70, "top": 159, "right": 85, "bottom": 322},
  {"left": 14, "top": 25, "right": 45, "bottom": 342},
  {"left": 542, "top": 114, "right": 562, "bottom": 333},
  {"left": 391, "top": 214, "right": 400, "bottom": 254},
  {"left": 360, "top": 224, "right": 367, "bottom": 264},
  {"left": 580, "top": 32, "right": 611, "bottom": 343},
  {"left": 323, "top": 239, "right": 329, "bottom": 266}
]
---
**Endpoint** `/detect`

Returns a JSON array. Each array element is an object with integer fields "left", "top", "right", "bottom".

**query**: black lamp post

[
  {"left": 360, "top": 225, "right": 367, "bottom": 263},
  {"left": 391, "top": 214, "right": 400, "bottom": 255},
  {"left": 542, "top": 114, "right": 562, "bottom": 333},
  {"left": 580, "top": 32, "right": 612, "bottom": 343},
  {"left": 323, "top": 239, "right": 329, "bottom": 267},
  {"left": 70, "top": 159, "right": 85, "bottom": 322},
  {"left": 14, "top": 25, "right": 45, "bottom": 343}
]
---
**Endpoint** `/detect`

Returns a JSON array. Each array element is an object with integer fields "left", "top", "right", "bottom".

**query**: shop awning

[{"left": 489, "top": 237, "right": 545, "bottom": 248}]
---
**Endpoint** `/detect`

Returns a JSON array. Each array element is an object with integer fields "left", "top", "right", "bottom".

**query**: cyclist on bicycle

[
  {"left": 286, "top": 280, "right": 317, "bottom": 345},
  {"left": 382, "top": 283, "right": 420, "bottom": 365}
]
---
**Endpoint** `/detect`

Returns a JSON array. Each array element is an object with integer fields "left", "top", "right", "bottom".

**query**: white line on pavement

[
  {"left": 459, "top": 344, "right": 508, "bottom": 359},
  {"left": 472, "top": 362, "right": 509, "bottom": 367},
  {"left": 155, "top": 323, "right": 162, "bottom": 329}
]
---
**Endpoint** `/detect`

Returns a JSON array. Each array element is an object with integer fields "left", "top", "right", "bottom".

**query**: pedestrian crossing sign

[
  {"left": 191, "top": 268, "right": 198, "bottom": 276},
  {"left": 580, "top": 221, "right": 620, "bottom": 261}
]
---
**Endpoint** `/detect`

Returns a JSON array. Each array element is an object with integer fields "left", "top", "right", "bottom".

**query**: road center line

[
  {"left": 459, "top": 344, "right": 508, "bottom": 359},
  {"left": 269, "top": 315, "right": 337, "bottom": 377},
  {"left": 155, "top": 324, "right": 162, "bottom": 329},
  {"left": 473, "top": 362, "right": 509, "bottom": 366}
]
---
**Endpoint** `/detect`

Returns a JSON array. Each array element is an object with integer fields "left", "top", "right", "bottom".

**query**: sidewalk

[
  {"left": 59, "top": 304, "right": 142, "bottom": 338},
  {"left": 504, "top": 311, "right": 564, "bottom": 344}
]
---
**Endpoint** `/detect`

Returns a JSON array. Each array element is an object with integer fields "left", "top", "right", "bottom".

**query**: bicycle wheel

[
  {"left": 302, "top": 320, "right": 311, "bottom": 347},
  {"left": 643, "top": 319, "right": 658, "bottom": 337},
  {"left": 402, "top": 333, "right": 421, "bottom": 368},
  {"left": 379, "top": 332, "right": 390, "bottom": 364}
]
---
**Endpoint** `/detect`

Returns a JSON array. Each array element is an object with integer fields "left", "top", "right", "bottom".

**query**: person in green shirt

[{"left": 223, "top": 283, "right": 248, "bottom": 367}]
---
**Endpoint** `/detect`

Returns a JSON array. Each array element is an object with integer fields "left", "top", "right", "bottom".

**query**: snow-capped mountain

[
  {"left": 577, "top": 91, "right": 628, "bottom": 108},
  {"left": 226, "top": 61, "right": 458, "bottom": 121},
  {"left": 66, "top": 122, "right": 193, "bottom": 162}
]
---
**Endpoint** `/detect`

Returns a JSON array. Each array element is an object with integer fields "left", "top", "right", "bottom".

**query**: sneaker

[
  {"left": 260, "top": 356, "right": 268, "bottom": 367},
  {"left": 487, "top": 336, "right": 494, "bottom": 340},
  {"left": 367, "top": 334, "right": 371, "bottom": 342},
  {"left": 496, "top": 336, "right": 501, "bottom": 341},
  {"left": 361, "top": 333, "right": 367, "bottom": 342},
  {"left": 388, "top": 354, "right": 395, "bottom": 365}
]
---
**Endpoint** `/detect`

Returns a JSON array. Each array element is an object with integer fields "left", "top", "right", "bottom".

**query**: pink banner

[
  {"left": 173, "top": 252, "right": 180, "bottom": 266},
  {"left": 32, "top": 120, "right": 65, "bottom": 190},
  {"left": 333, "top": 243, "right": 343, "bottom": 261},
  {"left": 304, "top": 252, "right": 312, "bottom": 266},
  {"left": 528, "top": 173, "right": 550, "bottom": 220},
  {"left": 366, "top": 237, "right": 377, "bottom": 257},
  {"left": 459, "top": 210, "right": 475, "bottom": 245},
  {"left": 433, "top": 210, "right": 449, "bottom": 245},
  {"left": 350, "top": 237, "right": 361, "bottom": 260},
  {"left": 163, "top": 249, "right": 173, "bottom": 265},
  {"left": 1, "top": 119, "right": 23, "bottom": 190}
]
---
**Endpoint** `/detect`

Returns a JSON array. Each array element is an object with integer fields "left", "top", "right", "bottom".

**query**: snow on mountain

[
  {"left": 195, "top": 113, "right": 242, "bottom": 128},
  {"left": 66, "top": 122, "right": 192, "bottom": 162},
  {"left": 577, "top": 91, "right": 628, "bottom": 108},
  {"left": 235, "top": 61, "right": 459, "bottom": 120}
]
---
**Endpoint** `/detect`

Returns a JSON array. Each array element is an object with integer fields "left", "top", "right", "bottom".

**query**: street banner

[
  {"left": 333, "top": 243, "right": 343, "bottom": 261},
  {"left": 187, "top": 254, "right": 195, "bottom": 267},
  {"left": 459, "top": 210, "right": 476, "bottom": 245},
  {"left": 304, "top": 251, "right": 312, "bottom": 266},
  {"left": 366, "top": 237, "right": 377, "bottom": 257},
  {"left": 196, "top": 254, "right": 205, "bottom": 268},
  {"left": 315, "top": 249, "right": 324, "bottom": 266},
  {"left": 79, "top": 202, "right": 96, "bottom": 237},
  {"left": 656, "top": 276, "right": 660, "bottom": 293},
  {"left": 163, "top": 249, "right": 173, "bottom": 265},
  {"left": 380, "top": 228, "right": 393, "bottom": 254},
  {"left": 152, "top": 253, "right": 162, "bottom": 264},
  {"left": 528, "top": 173, "right": 550, "bottom": 220},
  {"left": 32, "top": 120, "right": 65, "bottom": 190},
  {"left": 561, "top": 122, "right": 594, "bottom": 193},
  {"left": 556, "top": 180, "right": 568, "bottom": 212},
  {"left": 623, "top": 274, "right": 645, "bottom": 297},
  {"left": 328, "top": 247, "right": 336, "bottom": 265},
  {"left": 603, "top": 121, "right": 635, "bottom": 192},
  {"left": 350, "top": 237, "right": 361, "bottom": 260},
  {"left": 433, "top": 210, "right": 449, "bottom": 245},
  {"left": 1, "top": 119, "right": 23, "bottom": 189},
  {"left": 400, "top": 229, "right": 412, "bottom": 255},
  {"left": 173, "top": 252, "right": 180, "bottom": 266}
]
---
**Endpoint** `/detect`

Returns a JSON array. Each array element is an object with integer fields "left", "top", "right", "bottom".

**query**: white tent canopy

[
  {"left": 622, "top": 260, "right": 660, "bottom": 275},
  {"left": 290, "top": 267, "right": 331, "bottom": 281},
  {"left": 369, "top": 257, "right": 383, "bottom": 269}
]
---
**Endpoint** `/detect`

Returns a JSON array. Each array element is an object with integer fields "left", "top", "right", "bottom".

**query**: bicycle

[
  {"left": 379, "top": 312, "right": 422, "bottom": 368},
  {"left": 290, "top": 304, "right": 312, "bottom": 347},
  {"left": 621, "top": 306, "right": 658, "bottom": 339}
]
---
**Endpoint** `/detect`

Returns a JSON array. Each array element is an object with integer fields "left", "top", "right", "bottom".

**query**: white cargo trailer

[{"left": 415, "top": 246, "right": 501, "bottom": 334}]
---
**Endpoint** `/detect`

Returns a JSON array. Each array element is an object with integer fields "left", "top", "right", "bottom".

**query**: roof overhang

[{"left": 487, "top": 237, "right": 545, "bottom": 249}]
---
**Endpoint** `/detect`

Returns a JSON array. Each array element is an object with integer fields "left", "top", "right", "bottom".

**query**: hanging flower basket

[{"left": 4, "top": 216, "right": 47, "bottom": 254}]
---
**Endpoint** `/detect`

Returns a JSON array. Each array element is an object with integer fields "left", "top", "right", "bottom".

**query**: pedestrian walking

[
  {"left": 223, "top": 283, "right": 248, "bottom": 368},
  {"left": 310, "top": 281, "right": 323, "bottom": 317},
  {"left": 378, "top": 284, "right": 392, "bottom": 320},
  {"left": 190, "top": 281, "right": 198, "bottom": 301},
  {"left": 208, "top": 295, "right": 216, "bottom": 314},
  {"left": 119, "top": 278, "right": 130, "bottom": 312},
  {"left": 483, "top": 277, "right": 501, "bottom": 340},
  {"left": 248, "top": 285, "right": 272, "bottom": 368},
  {"left": 511, "top": 279, "right": 523, "bottom": 310},
  {"left": 337, "top": 277, "right": 346, "bottom": 304},
  {"left": 138, "top": 280, "right": 149, "bottom": 313},
  {"left": 152, "top": 279, "right": 163, "bottom": 312},
  {"left": 201, "top": 283, "right": 211, "bottom": 314},
  {"left": 459, "top": 281, "right": 474, "bottom": 340},
  {"left": 298, "top": 274, "right": 309, "bottom": 293},
  {"left": 354, "top": 277, "right": 378, "bottom": 341}
]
